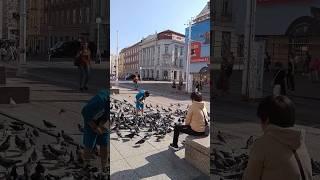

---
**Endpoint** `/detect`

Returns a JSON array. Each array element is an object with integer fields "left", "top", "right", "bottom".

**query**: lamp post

[
  {"left": 96, "top": 17, "right": 102, "bottom": 64},
  {"left": 19, "top": 0, "right": 27, "bottom": 65}
]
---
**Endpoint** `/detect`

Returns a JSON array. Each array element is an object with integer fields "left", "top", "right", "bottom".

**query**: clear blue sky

[{"left": 110, "top": 0, "right": 208, "bottom": 54}]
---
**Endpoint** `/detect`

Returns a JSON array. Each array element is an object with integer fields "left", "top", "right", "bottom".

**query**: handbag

[{"left": 201, "top": 110, "right": 210, "bottom": 136}]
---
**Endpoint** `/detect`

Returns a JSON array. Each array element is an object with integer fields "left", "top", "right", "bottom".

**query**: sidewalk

[{"left": 110, "top": 86, "right": 210, "bottom": 180}]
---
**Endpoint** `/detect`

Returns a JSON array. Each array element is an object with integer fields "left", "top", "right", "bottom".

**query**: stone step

[
  {"left": 185, "top": 135, "right": 210, "bottom": 175},
  {"left": 0, "top": 86, "right": 30, "bottom": 104}
]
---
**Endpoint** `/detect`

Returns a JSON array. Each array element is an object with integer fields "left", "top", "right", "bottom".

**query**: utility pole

[
  {"left": 19, "top": 0, "right": 27, "bottom": 65},
  {"left": 241, "top": 0, "right": 256, "bottom": 98},
  {"left": 186, "top": 17, "right": 193, "bottom": 93},
  {"left": 96, "top": 17, "right": 102, "bottom": 64},
  {"left": 115, "top": 30, "right": 119, "bottom": 86}
]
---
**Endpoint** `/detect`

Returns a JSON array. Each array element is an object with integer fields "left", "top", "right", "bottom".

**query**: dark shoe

[
  {"left": 169, "top": 143, "right": 179, "bottom": 151},
  {"left": 84, "top": 86, "right": 88, "bottom": 90}
]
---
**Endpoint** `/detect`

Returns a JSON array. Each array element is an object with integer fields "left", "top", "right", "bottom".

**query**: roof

[{"left": 194, "top": 1, "right": 210, "bottom": 23}]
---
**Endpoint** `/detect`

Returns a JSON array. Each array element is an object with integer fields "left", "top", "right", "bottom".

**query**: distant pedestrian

[
  {"left": 178, "top": 79, "right": 183, "bottom": 90},
  {"left": 264, "top": 52, "right": 271, "bottom": 72},
  {"left": 216, "top": 57, "right": 229, "bottom": 95},
  {"left": 304, "top": 51, "right": 312, "bottom": 75},
  {"left": 77, "top": 42, "right": 92, "bottom": 91},
  {"left": 172, "top": 80, "right": 176, "bottom": 88},
  {"left": 226, "top": 52, "right": 235, "bottom": 78},
  {"left": 169, "top": 92, "right": 208, "bottom": 150},
  {"left": 287, "top": 53, "right": 295, "bottom": 91},
  {"left": 195, "top": 82, "right": 200, "bottom": 92},
  {"left": 135, "top": 90, "right": 150, "bottom": 115},
  {"left": 272, "top": 62, "right": 286, "bottom": 96},
  {"left": 309, "top": 57, "right": 319, "bottom": 82},
  {"left": 133, "top": 72, "right": 139, "bottom": 90},
  {"left": 243, "top": 96, "right": 312, "bottom": 180}
]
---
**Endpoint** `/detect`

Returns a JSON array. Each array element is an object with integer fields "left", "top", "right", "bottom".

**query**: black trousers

[
  {"left": 172, "top": 125, "right": 205, "bottom": 146},
  {"left": 287, "top": 74, "right": 295, "bottom": 91}
]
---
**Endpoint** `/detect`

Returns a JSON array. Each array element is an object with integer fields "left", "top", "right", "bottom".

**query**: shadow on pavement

[{"left": 111, "top": 149, "right": 209, "bottom": 180}]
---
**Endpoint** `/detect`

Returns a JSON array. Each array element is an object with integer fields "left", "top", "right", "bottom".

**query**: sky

[{"left": 110, "top": 0, "right": 208, "bottom": 55}]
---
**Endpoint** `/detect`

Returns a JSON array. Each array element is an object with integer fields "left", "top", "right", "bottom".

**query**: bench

[
  {"left": 185, "top": 135, "right": 210, "bottom": 175},
  {"left": 0, "top": 66, "right": 6, "bottom": 84},
  {"left": 0, "top": 87, "right": 30, "bottom": 104}
]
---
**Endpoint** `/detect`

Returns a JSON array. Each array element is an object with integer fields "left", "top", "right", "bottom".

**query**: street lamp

[
  {"left": 96, "top": 17, "right": 102, "bottom": 64},
  {"left": 19, "top": 0, "right": 27, "bottom": 65}
]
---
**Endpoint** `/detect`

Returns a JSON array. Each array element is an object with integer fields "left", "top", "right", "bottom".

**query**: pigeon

[
  {"left": 29, "top": 137, "right": 36, "bottom": 146},
  {"left": 10, "top": 121, "right": 24, "bottom": 126},
  {"left": 61, "top": 130, "right": 74, "bottom": 142},
  {"left": 15, "top": 135, "right": 27, "bottom": 151},
  {"left": 0, "top": 122, "right": 4, "bottom": 130},
  {"left": 43, "top": 120, "right": 56, "bottom": 129},
  {"left": 135, "top": 138, "right": 146, "bottom": 145},
  {"left": 124, "top": 132, "right": 135, "bottom": 139},
  {"left": 35, "top": 161, "right": 45, "bottom": 174},
  {"left": 245, "top": 136, "right": 254, "bottom": 149},
  {"left": 116, "top": 130, "right": 122, "bottom": 138},
  {"left": 59, "top": 108, "right": 66, "bottom": 115},
  {"left": 48, "top": 144, "right": 66, "bottom": 156},
  {"left": 78, "top": 124, "right": 84, "bottom": 133},
  {"left": 9, "top": 124, "right": 25, "bottom": 131},
  {"left": 31, "top": 148, "right": 38, "bottom": 162},
  {"left": 68, "top": 151, "right": 75, "bottom": 163},
  {"left": 9, "top": 97, "right": 16, "bottom": 106},
  {"left": 32, "top": 128, "right": 40, "bottom": 137},
  {"left": 9, "top": 165, "right": 18, "bottom": 179},
  {"left": 217, "top": 131, "right": 227, "bottom": 144},
  {"left": 0, "top": 135, "right": 11, "bottom": 152},
  {"left": 0, "top": 155, "right": 22, "bottom": 171},
  {"left": 42, "top": 145, "right": 59, "bottom": 160}
]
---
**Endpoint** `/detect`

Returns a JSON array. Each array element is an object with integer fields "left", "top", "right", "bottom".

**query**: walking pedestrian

[
  {"left": 133, "top": 72, "right": 139, "bottom": 90},
  {"left": 81, "top": 89, "right": 109, "bottom": 175},
  {"left": 287, "top": 53, "right": 295, "bottom": 91},
  {"left": 169, "top": 92, "right": 208, "bottom": 150},
  {"left": 272, "top": 62, "right": 286, "bottom": 96},
  {"left": 76, "top": 42, "right": 92, "bottom": 91},
  {"left": 243, "top": 95, "right": 312, "bottom": 180},
  {"left": 309, "top": 57, "right": 319, "bottom": 82}
]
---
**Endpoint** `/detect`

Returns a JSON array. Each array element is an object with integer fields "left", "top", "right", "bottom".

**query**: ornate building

[
  {"left": 0, "top": 0, "right": 19, "bottom": 41},
  {"left": 36, "top": 0, "right": 108, "bottom": 56}
]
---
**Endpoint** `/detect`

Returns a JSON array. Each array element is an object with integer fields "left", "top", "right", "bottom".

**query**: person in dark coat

[{"left": 273, "top": 62, "right": 287, "bottom": 95}]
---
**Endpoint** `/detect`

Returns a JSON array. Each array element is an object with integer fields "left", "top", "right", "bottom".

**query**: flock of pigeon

[
  {"left": 110, "top": 98, "right": 190, "bottom": 147},
  {"left": 211, "top": 130, "right": 320, "bottom": 179},
  {"left": 0, "top": 116, "right": 109, "bottom": 180}
]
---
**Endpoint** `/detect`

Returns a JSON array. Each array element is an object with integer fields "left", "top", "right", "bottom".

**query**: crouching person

[{"left": 81, "top": 89, "right": 110, "bottom": 175}]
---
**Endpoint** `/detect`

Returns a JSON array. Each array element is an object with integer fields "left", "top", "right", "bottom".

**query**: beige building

[
  {"left": 122, "top": 42, "right": 141, "bottom": 77},
  {"left": 26, "top": 0, "right": 42, "bottom": 55}
]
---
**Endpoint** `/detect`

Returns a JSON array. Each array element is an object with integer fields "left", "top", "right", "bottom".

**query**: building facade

[
  {"left": 140, "top": 30, "right": 185, "bottom": 81},
  {"left": 36, "top": 0, "right": 108, "bottom": 56},
  {"left": 118, "top": 50, "right": 125, "bottom": 79},
  {"left": 122, "top": 42, "right": 140, "bottom": 77},
  {"left": 0, "top": 0, "right": 19, "bottom": 41},
  {"left": 27, "top": 0, "right": 42, "bottom": 56}
]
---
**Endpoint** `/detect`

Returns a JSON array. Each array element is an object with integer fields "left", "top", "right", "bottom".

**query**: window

[
  {"left": 165, "top": 45, "right": 169, "bottom": 54},
  {"left": 222, "top": 0, "right": 232, "bottom": 17},
  {"left": 180, "top": 47, "right": 183, "bottom": 56},
  {"left": 73, "top": 9, "right": 76, "bottom": 24},
  {"left": 86, "top": 8, "right": 90, "bottom": 23},
  {"left": 79, "top": 8, "right": 83, "bottom": 24}
]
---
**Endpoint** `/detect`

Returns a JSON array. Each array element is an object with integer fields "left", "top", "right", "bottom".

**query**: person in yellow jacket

[
  {"left": 243, "top": 96, "right": 312, "bottom": 180},
  {"left": 169, "top": 92, "right": 208, "bottom": 150}
]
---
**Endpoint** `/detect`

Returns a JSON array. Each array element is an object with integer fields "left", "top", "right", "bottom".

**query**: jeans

[
  {"left": 79, "top": 65, "right": 90, "bottom": 88},
  {"left": 172, "top": 125, "right": 205, "bottom": 146}
]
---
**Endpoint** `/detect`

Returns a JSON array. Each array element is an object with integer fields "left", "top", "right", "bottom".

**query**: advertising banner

[{"left": 185, "top": 19, "right": 210, "bottom": 64}]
